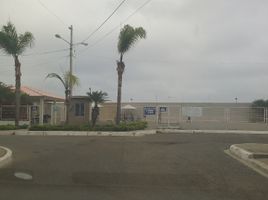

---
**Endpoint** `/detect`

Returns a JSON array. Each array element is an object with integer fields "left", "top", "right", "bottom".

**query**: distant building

[
  {"left": 0, "top": 86, "right": 65, "bottom": 125},
  {"left": 68, "top": 96, "right": 90, "bottom": 125}
]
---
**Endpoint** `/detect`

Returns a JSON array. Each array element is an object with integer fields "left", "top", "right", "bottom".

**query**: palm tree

[
  {"left": 87, "top": 90, "right": 108, "bottom": 127},
  {"left": 46, "top": 71, "right": 79, "bottom": 124},
  {"left": 0, "top": 21, "right": 34, "bottom": 127},
  {"left": 116, "top": 24, "right": 146, "bottom": 125}
]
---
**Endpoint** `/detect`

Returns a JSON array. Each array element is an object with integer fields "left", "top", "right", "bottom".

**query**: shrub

[
  {"left": 0, "top": 124, "right": 28, "bottom": 130},
  {"left": 29, "top": 121, "right": 147, "bottom": 132},
  {"left": 29, "top": 124, "right": 89, "bottom": 131}
]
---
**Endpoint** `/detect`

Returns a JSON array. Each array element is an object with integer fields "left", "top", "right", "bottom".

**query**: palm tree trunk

[
  {"left": 65, "top": 91, "right": 69, "bottom": 125},
  {"left": 116, "top": 59, "right": 125, "bottom": 125},
  {"left": 14, "top": 56, "right": 21, "bottom": 128},
  {"left": 92, "top": 106, "right": 99, "bottom": 127}
]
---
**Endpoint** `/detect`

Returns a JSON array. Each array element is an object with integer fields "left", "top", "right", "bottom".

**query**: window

[{"left": 75, "top": 103, "right": 84, "bottom": 116}]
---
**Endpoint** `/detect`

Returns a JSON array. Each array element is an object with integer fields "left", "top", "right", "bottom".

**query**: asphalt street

[{"left": 0, "top": 133, "right": 268, "bottom": 200}]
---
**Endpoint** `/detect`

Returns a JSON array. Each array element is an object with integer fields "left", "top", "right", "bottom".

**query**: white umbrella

[{"left": 122, "top": 104, "right": 136, "bottom": 110}]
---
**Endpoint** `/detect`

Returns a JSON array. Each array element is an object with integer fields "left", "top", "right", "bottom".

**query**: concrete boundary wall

[{"left": 109, "top": 102, "right": 268, "bottom": 130}]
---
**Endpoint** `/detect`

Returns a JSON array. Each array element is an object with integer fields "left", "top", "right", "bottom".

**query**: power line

[
  {"left": 26, "top": 55, "right": 68, "bottom": 68},
  {"left": 37, "top": 0, "right": 66, "bottom": 26},
  {"left": 78, "top": 0, "right": 152, "bottom": 55},
  {"left": 82, "top": 0, "right": 127, "bottom": 43},
  {"left": 0, "top": 55, "right": 68, "bottom": 73},
  {"left": 122, "top": 0, "right": 152, "bottom": 24},
  {"left": 1, "top": 48, "right": 68, "bottom": 57},
  {"left": 22, "top": 48, "right": 69, "bottom": 56}
]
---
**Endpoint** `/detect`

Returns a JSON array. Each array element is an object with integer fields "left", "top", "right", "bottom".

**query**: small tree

[
  {"left": 116, "top": 24, "right": 146, "bottom": 124},
  {"left": 87, "top": 90, "right": 108, "bottom": 127},
  {"left": 0, "top": 82, "right": 14, "bottom": 105},
  {"left": 0, "top": 82, "right": 31, "bottom": 105},
  {"left": 0, "top": 22, "right": 34, "bottom": 127},
  {"left": 252, "top": 99, "right": 268, "bottom": 107},
  {"left": 46, "top": 71, "right": 79, "bottom": 124}
]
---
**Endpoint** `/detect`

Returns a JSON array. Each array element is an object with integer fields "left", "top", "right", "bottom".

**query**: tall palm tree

[
  {"left": 0, "top": 21, "right": 34, "bottom": 127},
  {"left": 46, "top": 71, "right": 79, "bottom": 124},
  {"left": 87, "top": 90, "right": 108, "bottom": 127},
  {"left": 116, "top": 24, "right": 146, "bottom": 124}
]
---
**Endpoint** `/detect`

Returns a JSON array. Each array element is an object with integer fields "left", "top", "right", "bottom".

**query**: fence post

[
  {"left": 0, "top": 105, "right": 2, "bottom": 120},
  {"left": 155, "top": 105, "right": 159, "bottom": 127},
  {"left": 224, "top": 108, "right": 230, "bottom": 129},
  {"left": 167, "top": 106, "right": 170, "bottom": 127},
  {"left": 263, "top": 108, "right": 268, "bottom": 123},
  {"left": 179, "top": 106, "right": 182, "bottom": 123}
]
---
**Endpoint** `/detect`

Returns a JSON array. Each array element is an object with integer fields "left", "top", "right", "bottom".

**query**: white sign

[{"left": 182, "top": 107, "right": 203, "bottom": 117}]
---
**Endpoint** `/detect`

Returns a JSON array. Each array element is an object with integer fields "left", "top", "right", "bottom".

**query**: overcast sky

[{"left": 1, "top": 0, "right": 268, "bottom": 103}]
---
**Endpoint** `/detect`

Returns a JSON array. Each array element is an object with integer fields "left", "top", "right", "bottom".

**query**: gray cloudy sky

[{"left": 1, "top": 0, "right": 268, "bottom": 103}]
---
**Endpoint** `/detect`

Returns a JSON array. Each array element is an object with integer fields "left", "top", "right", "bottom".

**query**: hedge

[
  {"left": 29, "top": 121, "right": 147, "bottom": 132},
  {"left": 0, "top": 124, "right": 28, "bottom": 130}
]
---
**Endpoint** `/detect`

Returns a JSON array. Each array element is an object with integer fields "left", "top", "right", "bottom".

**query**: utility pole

[
  {"left": 55, "top": 25, "right": 87, "bottom": 97},
  {"left": 55, "top": 25, "right": 87, "bottom": 124},
  {"left": 69, "top": 25, "right": 73, "bottom": 97}
]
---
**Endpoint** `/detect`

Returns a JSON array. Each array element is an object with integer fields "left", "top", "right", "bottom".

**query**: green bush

[
  {"left": 0, "top": 124, "right": 28, "bottom": 130},
  {"left": 92, "top": 121, "right": 147, "bottom": 131},
  {"left": 29, "top": 121, "right": 147, "bottom": 132},
  {"left": 29, "top": 124, "right": 89, "bottom": 131}
]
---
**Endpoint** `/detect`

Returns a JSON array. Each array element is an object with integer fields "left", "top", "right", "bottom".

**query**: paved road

[{"left": 0, "top": 133, "right": 268, "bottom": 200}]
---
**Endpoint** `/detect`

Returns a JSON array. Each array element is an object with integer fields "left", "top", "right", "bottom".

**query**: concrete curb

[
  {"left": 2, "top": 129, "right": 268, "bottom": 136},
  {"left": 0, "top": 146, "right": 12, "bottom": 168},
  {"left": 229, "top": 144, "right": 255, "bottom": 159},
  {"left": 228, "top": 144, "right": 268, "bottom": 178},
  {"left": 157, "top": 129, "right": 268, "bottom": 134},
  {"left": 0, "top": 130, "right": 156, "bottom": 137}
]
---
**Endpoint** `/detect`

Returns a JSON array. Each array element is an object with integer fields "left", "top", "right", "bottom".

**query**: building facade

[{"left": 0, "top": 86, "right": 65, "bottom": 125}]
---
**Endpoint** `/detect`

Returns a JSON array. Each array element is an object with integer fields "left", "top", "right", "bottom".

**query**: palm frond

[
  {"left": 2, "top": 21, "right": 18, "bottom": 42},
  {"left": 117, "top": 24, "right": 146, "bottom": 55},
  {"left": 0, "top": 22, "right": 19, "bottom": 55},
  {"left": 63, "top": 71, "right": 80, "bottom": 88},
  {"left": 0, "top": 32, "right": 14, "bottom": 55},
  {"left": 0, "top": 21, "right": 34, "bottom": 56},
  {"left": 87, "top": 90, "right": 108, "bottom": 106},
  {"left": 17, "top": 32, "right": 34, "bottom": 55},
  {"left": 46, "top": 73, "right": 67, "bottom": 89}
]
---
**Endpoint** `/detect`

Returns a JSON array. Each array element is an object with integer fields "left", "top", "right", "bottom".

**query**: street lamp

[{"left": 55, "top": 25, "right": 87, "bottom": 97}]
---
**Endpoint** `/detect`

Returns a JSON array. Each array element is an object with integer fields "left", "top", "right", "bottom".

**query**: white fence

[
  {"left": 155, "top": 106, "right": 266, "bottom": 124},
  {"left": 141, "top": 105, "right": 268, "bottom": 130}
]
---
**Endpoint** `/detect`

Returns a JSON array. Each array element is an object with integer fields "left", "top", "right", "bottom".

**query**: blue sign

[
  {"left": 159, "top": 107, "right": 167, "bottom": 112},
  {"left": 144, "top": 107, "right": 156, "bottom": 115}
]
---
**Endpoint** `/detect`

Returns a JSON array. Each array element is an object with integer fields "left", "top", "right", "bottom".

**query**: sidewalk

[
  {"left": 0, "top": 146, "right": 12, "bottom": 168},
  {"left": 157, "top": 129, "right": 268, "bottom": 134},
  {"left": 0, "top": 129, "right": 156, "bottom": 137},
  {"left": 226, "top": 143, "right": 268, "bottom": 178}
]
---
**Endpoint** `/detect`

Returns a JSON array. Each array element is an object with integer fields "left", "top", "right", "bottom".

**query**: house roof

[{"left": 19, "top": 86, "right": 64, "bottom": 101}]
